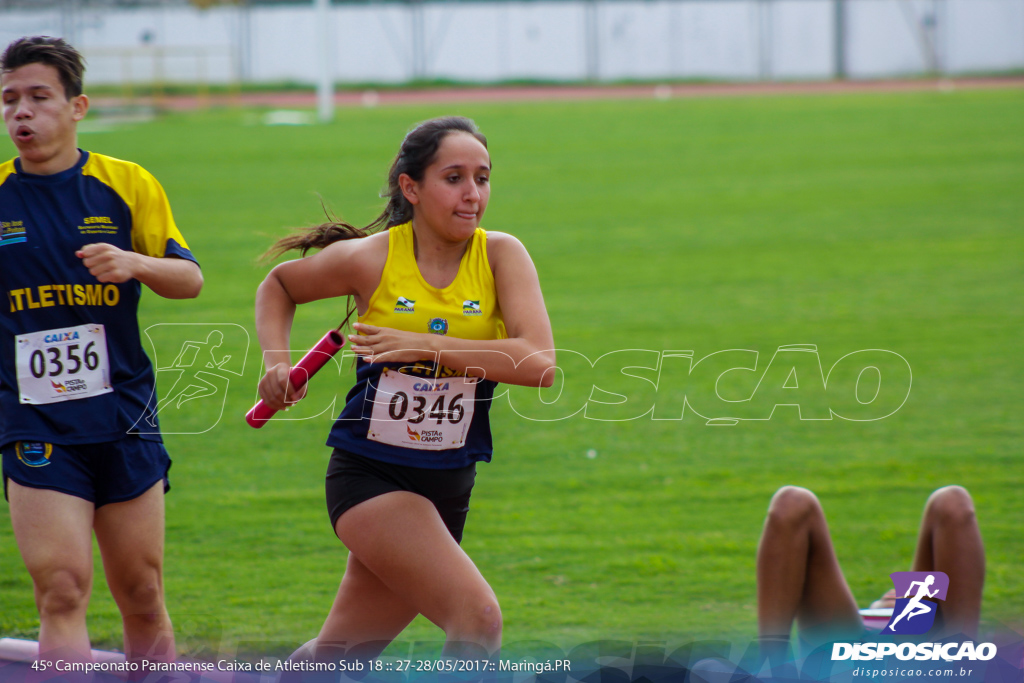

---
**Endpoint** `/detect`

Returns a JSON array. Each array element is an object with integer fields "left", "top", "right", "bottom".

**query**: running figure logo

[
  {"left": 134, "top": 324, "right": 249, "bottom": 434},
  {"left": 883, "top": 571, "right": 950, "bottom": 635}
]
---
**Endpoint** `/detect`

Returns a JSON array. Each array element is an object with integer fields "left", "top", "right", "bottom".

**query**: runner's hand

[
  {"left": 350, "top": 322, "right": 435, "bottom": 364},
  {"left": 258, "top": 362, "right": 308, "bottom": 411},
  {"left": 76, "top": 243, "right": 139, "bottom": 283}
]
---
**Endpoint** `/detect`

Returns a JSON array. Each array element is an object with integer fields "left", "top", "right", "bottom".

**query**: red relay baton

[{"left": 246, "top": 330, "right": 346, "bottom": 428}]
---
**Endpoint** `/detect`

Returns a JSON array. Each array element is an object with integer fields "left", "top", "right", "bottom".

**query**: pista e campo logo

[{"left": 884, "top": 571, "right": 950, "bottom": 635}]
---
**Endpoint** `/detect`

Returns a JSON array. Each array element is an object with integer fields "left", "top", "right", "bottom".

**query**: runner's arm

[
  {"left": 77, "top": 243, "right": 202, "bottom": 299},
  {"left": 255, "top": 237, "right": 385, "bottom": 409}
]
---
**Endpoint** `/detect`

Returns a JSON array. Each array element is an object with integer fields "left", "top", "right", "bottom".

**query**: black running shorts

[{"left": 325, "top": 448, "right": 476, "bottom": 543}]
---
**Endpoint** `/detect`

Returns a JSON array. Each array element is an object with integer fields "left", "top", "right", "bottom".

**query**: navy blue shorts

[{"left": 2, "top": 438, "right": 170, "bottom": 507}]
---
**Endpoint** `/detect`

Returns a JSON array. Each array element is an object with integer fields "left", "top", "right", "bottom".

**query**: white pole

[{"left": 315, "top": 0, "right": 334, "bottom": 123}]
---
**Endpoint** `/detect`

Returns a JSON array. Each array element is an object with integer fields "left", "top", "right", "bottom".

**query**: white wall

[
  {"left": 0, "top": 10, "right": 63, "bottom": 49},
  {"left": 769, "top": 0, "right": 834, "bottom": 79},
  {"left": 946, "top": 0, "right": 1024, "bottom": 73},
  {"left": 1, "top": 0, "right": 1021, "bottom": 86},
  {"left": 846, "top": 0, "right": 936, "bottom": 76}
]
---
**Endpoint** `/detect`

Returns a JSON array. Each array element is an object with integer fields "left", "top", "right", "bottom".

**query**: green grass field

[{"left": 1, "top": 87, "right": 1022, "bottom": 660}]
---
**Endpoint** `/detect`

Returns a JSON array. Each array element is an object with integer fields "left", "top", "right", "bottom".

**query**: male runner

[{"left": 1, "top": 35, "right": 202, "bottom": 668}]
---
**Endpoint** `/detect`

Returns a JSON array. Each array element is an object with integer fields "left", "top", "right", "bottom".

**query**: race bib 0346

[{"left": 368, "top": 368, "right": 478, "bottom": 451}]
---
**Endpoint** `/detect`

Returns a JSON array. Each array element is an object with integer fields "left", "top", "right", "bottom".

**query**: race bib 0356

[{"left": 16, "top": 324, "right": 113, "bottom": 405}]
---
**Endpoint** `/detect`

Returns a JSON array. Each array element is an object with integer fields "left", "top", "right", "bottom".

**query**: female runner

[{"left": 255, "top": 116, "right": 555, "bottom": 659}]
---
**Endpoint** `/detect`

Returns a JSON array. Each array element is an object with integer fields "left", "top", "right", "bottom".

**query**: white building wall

[
  {"left": 674, "top": 1, "right": 762, "bottom": 79},
  {"left": 424, "top": 3, "right": 513, "bottom": 81},
  {"left": 79, "top": 7, "right": 239, "bottom": 83},
  {"left": 0, "top": 11, "right": 63, "bottom": 48},
  {"left": 499, "top": 3, "right": 589, "bottom": 80},
  {"left": 845, "top": 0, "right": 935, "bottom": 77},
  {"left": 768, "top": 0, "right": 834, "bottom": 79},
  {"left": 0, "top": 0, "right": 1020, "bottom": 86},
  {"left": 597, "top": 1, "right": 679, "bottom": 80},
  {"left": 250, "top": 6, "right": 318, "bottom": 82},
  {"left": 946, "top": 0, "right": 1024, "bottom": 73},
  {"left": 332, "top": 4, "right": 413, "bottom": 83}
]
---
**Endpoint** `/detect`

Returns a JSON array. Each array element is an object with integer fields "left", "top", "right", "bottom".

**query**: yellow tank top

[
  {"left": 360, "top": 221, "right": 506, "bottom": 343},
  {"left": 329, "top": 221, "right": 506, "bottom": 468}
]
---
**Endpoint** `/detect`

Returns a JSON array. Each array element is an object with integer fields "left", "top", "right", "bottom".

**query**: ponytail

[{"left": 261, "top": 216, "right": 369, "bottom": 261}]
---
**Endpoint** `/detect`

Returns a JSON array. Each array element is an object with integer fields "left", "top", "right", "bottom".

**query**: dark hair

[
  {"left": 264, "top": 116, "right": 488, "bottom": 259},
  {"left": 1, "top": 36, "right": 85, "bottom": 99}
]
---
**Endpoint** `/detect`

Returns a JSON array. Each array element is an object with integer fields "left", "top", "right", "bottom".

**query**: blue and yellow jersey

[
  {"left": 327, "top": 221, "right": 506, "bottom": 469},
  {"left": 0, "top": 151, "right": 198, "bottom": 446}
]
